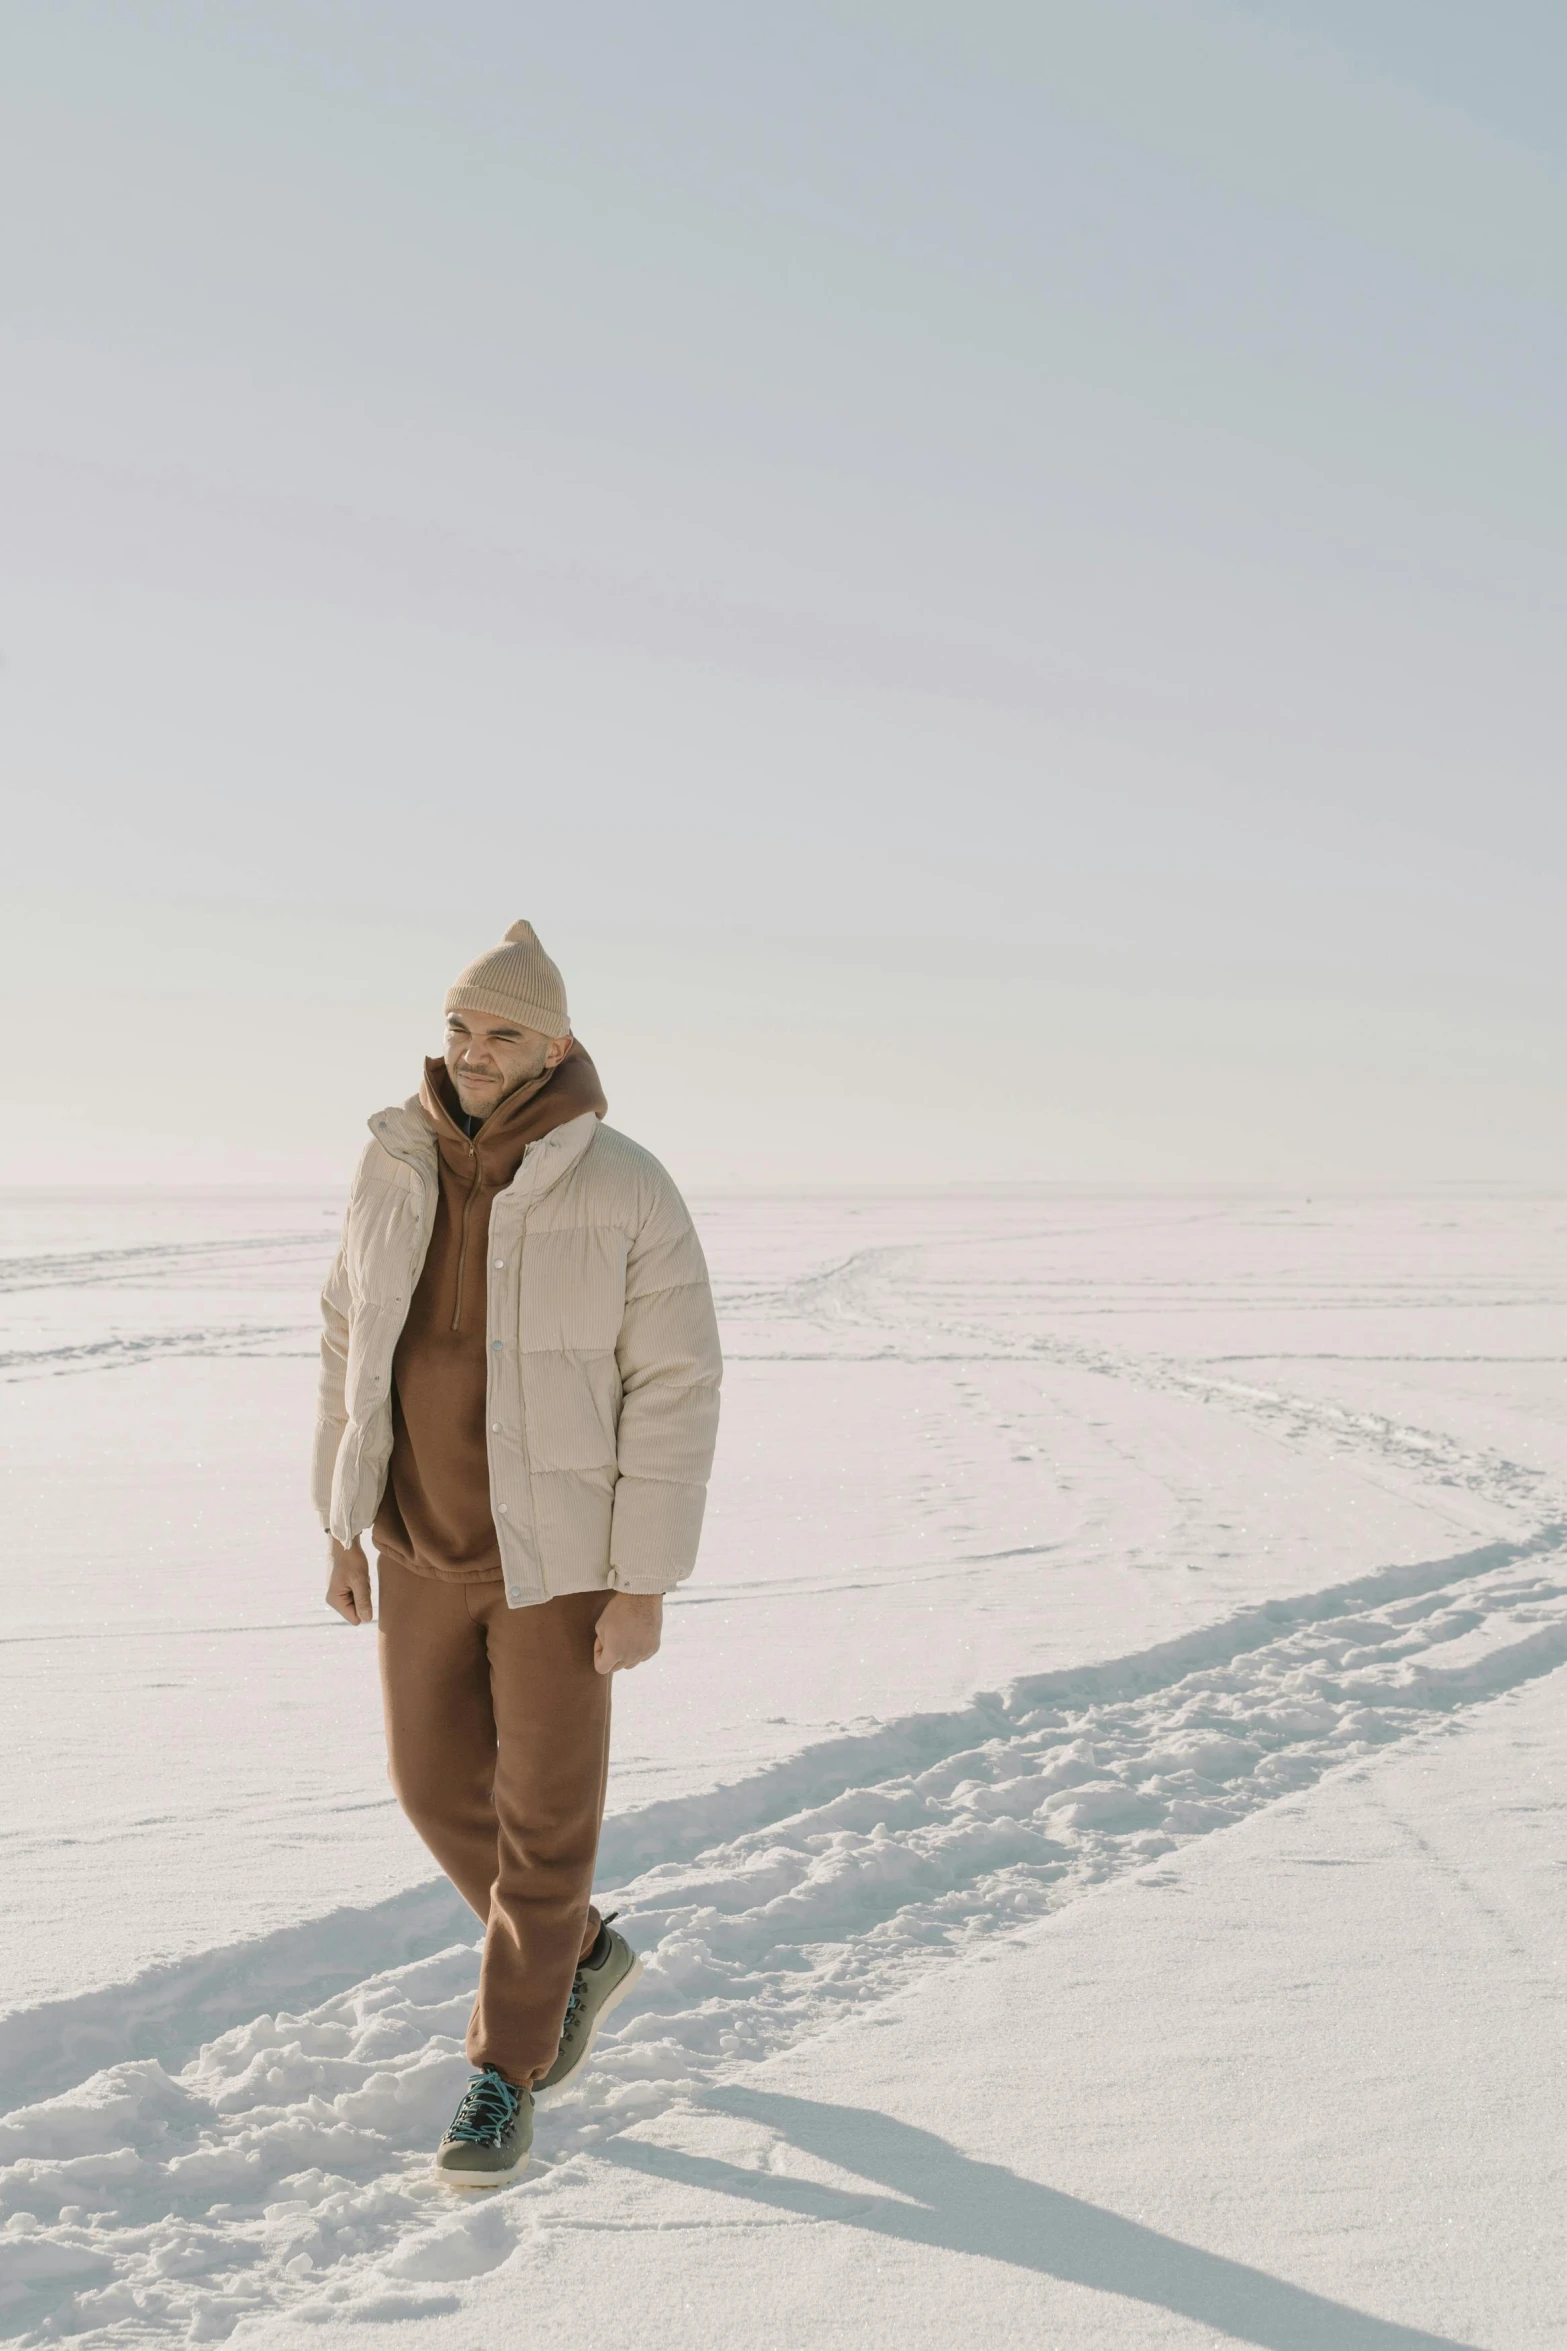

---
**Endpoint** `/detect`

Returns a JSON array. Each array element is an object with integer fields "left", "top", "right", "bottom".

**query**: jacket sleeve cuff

[
  {"left": 606, "top": 1565, "right": 685, "bottom": 1596},
  {"left": 607, "top": 1472, "right": 705, "bottom": 1593}
]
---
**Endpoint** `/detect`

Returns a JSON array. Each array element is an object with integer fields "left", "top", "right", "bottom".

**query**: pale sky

[{"left": 3, "top": 1, "right": 1565, "bottom": 1186}]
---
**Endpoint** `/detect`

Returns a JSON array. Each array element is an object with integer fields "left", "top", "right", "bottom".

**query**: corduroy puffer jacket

[{"left": 313, "top": 1103, "right": 722, "bottom": 1607}]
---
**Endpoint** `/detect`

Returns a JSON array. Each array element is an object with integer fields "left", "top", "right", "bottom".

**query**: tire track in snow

[
  {"left": 0, "top": 1329, "right": 315, "bottom": 1382},
  {"left": 0, "top": 1235, "right": 333, "bottom": 1295},
  {"left": 746, "top": 1244, "right": 1560, "bottom": 1526},
  {"left": 5, "top": 1529, "right": 1566, "bottom": 2342},
  {"left": 0, "top": 1230, "right": 327, "bottom": 1380}
]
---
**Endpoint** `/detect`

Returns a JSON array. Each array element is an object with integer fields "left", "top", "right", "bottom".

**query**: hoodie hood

[{"left": 417, "top": 1039, "right": 607, "bottom": 1188}]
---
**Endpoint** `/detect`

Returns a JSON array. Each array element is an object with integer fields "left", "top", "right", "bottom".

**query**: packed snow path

[{"left": 4, "top": 1528, "right": 1565, "bottom": 2342}]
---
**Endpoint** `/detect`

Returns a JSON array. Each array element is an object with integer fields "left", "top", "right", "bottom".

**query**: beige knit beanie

[{"left": 444, "top": 920, "right": 571, "bottom": 1038}]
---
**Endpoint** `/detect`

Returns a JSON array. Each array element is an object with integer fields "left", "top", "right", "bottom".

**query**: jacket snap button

[
  {"left": 492, "top": 1422, "right": 500, "bottom": 1432},
  {"left": 494, "top": 1258, "right": 504, "bottom": 1268},
  {"left": 498, "top": 1503, "right": 508, "bottom": 1515},
  {"left": 507, "top": 1587, "right": 520, "bottom": 1601}
]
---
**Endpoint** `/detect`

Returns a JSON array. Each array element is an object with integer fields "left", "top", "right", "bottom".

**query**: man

[{"left": 314, "top": 919, "right": 721, "bottom": 2187}]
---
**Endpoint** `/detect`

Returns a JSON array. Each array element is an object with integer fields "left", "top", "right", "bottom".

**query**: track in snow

[
  {"left": 6, "top": 1218, "right": 1556, "bottom": 1546},
  {"left": 4, "top": 1527, "right": 1565, "bottom": 2343},
  {"left": 0, "top": 1329, "right": 314, "bottom": 1381},
  {"left": 0, "top": 1227, "right": 330, "bottom": 1380},
  {"left": 0, "top": 1233, "right": 336, "bottom": 1297},
  {"left": 731, "top": 1241, "right": 1561, "bottom": 1515}
]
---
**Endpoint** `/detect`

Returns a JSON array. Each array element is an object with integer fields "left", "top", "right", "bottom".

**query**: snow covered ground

[{"left": 1, "top": 1184, "right": 1563, "bottom": 2344}]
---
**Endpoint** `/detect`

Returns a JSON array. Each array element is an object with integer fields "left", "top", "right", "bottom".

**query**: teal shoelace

[{"left": 446, "top": 2068, "right": 521, "bottom": 2147}]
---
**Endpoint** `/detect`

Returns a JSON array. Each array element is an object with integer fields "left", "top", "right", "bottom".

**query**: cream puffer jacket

[{"left": 313, "top": 1103, "right": 721, "bottom": 1608}]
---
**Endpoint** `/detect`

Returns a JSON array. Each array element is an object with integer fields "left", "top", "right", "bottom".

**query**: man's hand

[
  {"left": 594, "top": 1591, "right": 662, "bottom": 1675},
  {"left": 326, "top": 1535, "right": 373, "bottom": 1624}
]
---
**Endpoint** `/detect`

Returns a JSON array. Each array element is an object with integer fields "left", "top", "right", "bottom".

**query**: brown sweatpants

[{"left": 377, "top": 1555, "right": 611, "bottom": 2088}]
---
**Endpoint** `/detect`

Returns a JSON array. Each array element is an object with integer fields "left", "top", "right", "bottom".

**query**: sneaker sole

[
  {"left": 434, "top": 2151, "right": 530, "bottom": 2191},
  {"left": 536, "top": 1952, "right": 644, "bottom": 2102}
]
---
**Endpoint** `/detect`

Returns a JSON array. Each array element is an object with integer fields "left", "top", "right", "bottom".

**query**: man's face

[{"left": 443, "top": 1011, "right": 569, "bottom": 1121}]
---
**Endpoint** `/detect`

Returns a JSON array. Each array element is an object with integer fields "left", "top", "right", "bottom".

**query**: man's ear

[{"left": 545, "top": 1033, "right": 572, "bottom": 1070}]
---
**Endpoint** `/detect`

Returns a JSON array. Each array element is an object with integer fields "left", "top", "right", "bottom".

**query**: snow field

[
  {"left": 399, "top": 1667, "right": 1560, "bottom": 2351},
  {"left": 4, "top": 1530, "right": 1566, "bottom": 2340},
  {"left": 13, "top": 1189, "right": 1550, "bottom": 2019},
  {"left": 3, "top": 1186, "right": 1565, "bottom": 2343}
]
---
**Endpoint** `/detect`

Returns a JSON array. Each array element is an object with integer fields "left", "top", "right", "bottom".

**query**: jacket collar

[
  {"left": 499, "top": 1108, "right": 601, "bottom": 1202},
  {"left": 367, "top": 1099, "right": 599, "bottom": 1201},
  {"left": 368, "top": 1099, "right": 438, "bottom": 1169}
]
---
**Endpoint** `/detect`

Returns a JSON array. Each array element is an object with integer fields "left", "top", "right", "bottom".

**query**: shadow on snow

[{"left": 607, "top": 2088, "right": 1480, "bottom": 2351}]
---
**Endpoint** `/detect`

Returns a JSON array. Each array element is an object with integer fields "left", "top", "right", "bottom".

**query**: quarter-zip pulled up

[{"left": 450, "top": 1133, "right": 480, "bottom": 1332}]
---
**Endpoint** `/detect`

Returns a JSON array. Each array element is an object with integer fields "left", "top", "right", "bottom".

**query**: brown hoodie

[{"left": 373, "top": 1041, "right": 609, "bottom": 1582}]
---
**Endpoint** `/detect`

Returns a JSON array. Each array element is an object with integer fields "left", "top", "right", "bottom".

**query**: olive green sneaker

[
  {"left": 535, "top": 1917, "right": 643, "bottom": 2096},
  {"left": 433, "top": 2067, "right": 532, "bottom": 2189}
]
